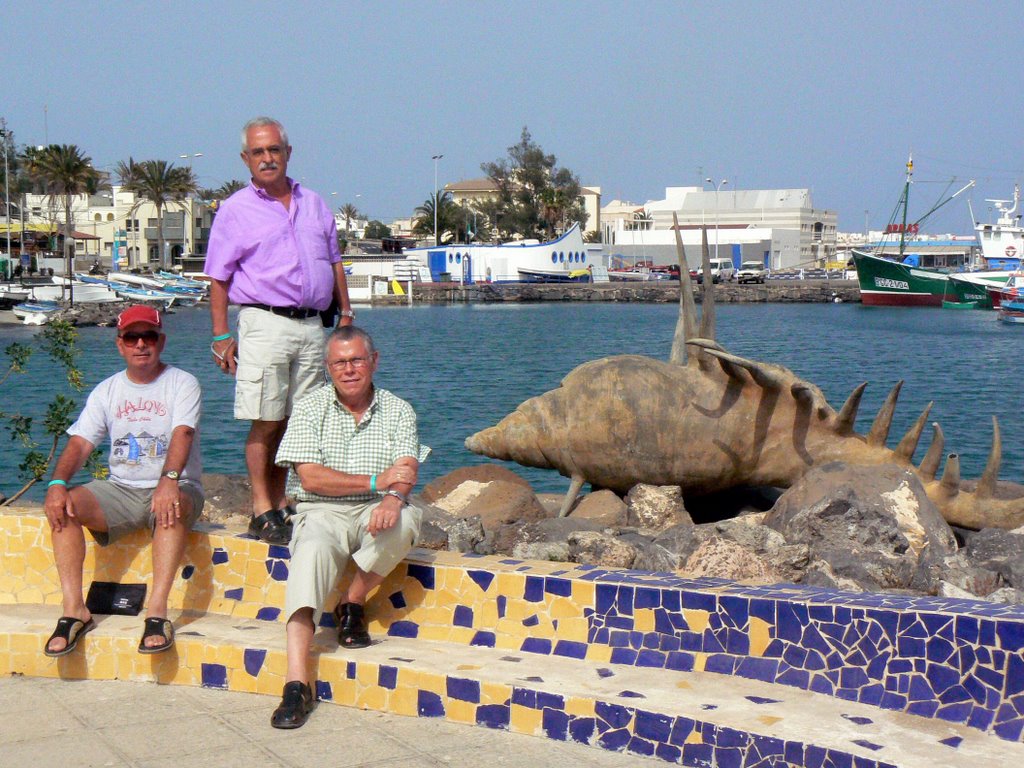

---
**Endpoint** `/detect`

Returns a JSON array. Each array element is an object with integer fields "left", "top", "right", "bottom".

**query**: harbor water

[{"left": 1, "top": 303, "right": 1021, "bottom": 504}]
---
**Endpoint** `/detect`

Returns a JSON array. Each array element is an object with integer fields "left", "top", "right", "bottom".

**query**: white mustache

[{"left": 259, "top": 162, "right": 278, "bottom": 171}]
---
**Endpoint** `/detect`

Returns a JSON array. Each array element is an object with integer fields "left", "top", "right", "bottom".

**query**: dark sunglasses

[{"left": 119, "top": 330, "right": 161, "bottom": 344}]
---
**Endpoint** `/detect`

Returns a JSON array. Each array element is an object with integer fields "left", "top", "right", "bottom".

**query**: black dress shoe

[
  {"left": 271, "top": 681, "right": 314, "bottom": 729},
  {"left": 335, "top": 602, "right": 371, "bottom": 648}
]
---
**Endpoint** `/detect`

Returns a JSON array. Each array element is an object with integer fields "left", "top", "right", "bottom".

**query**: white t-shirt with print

[{"left": 68, "top": 365, "right": 202, "bottom": 490}]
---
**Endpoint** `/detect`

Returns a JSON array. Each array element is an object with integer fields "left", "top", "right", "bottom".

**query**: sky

[{"left": 3, "top": 1, "right": 1021, "bottom": 233}]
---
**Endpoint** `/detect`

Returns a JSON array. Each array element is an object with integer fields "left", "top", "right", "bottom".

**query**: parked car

[
  {"left": 737, "top": 261, "right": 769, "bottom": 284},
  {"left": 709, "top": 258, "right": 736, "bottom": 282}
]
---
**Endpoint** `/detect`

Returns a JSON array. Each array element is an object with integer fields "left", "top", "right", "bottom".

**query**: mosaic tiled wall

[{"left": 3, "top": 507, "right": 1023, "bottom": 743}]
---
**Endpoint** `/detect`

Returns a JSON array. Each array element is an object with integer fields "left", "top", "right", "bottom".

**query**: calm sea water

[{"left": 2, "top": 302, "right": 1021, "bottom": 503}]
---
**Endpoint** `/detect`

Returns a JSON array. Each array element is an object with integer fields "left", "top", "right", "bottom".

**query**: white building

[
  {"left": 21, "top": 187, "right": 213, "bottom": 271},
  {"left": 602, "top": 186, "right": 837, "bottom": 271}
]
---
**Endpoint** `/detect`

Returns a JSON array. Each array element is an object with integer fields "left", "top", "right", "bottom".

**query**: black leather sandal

[
  {"left": 271, "top": 681, "right": 314, "bottom": 729},
  {"left": 248, "top": 509, "right": 292, "bottom": 544},
  {"left": 138, "top": 617, "right": 175, "bottom": 654},
  {"left": 44, "top": 616, "right": 95, "bottom": 657},
  {"left": 335, "top": 602, "right": 371, "bottom": 648}
]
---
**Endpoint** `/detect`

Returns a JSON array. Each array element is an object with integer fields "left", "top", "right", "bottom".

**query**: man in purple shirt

[{"left": 205, "top": 116, "right": 354, "bottom": 544}]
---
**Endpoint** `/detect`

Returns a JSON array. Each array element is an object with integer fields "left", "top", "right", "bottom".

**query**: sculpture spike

[
  {"left": 918, "top": 422, "right": 944, "bottom": 481},
  {"left": 717, "top": 358, "right": 748, "bottom": 382},
  {"left": 698, "top": 226, "right": 716, "bottom": 343},
  {"left": 834, "top": 383, "right": 867, "bottom": 434},
  {"left": 894, "top": 402, "right": 932, "bottom": 460},
  {"left": 976, "top": 416, "right": 1001, "bottom": 499},
  {"left": 559, "top": 474, "right": 587, "bottom": 517},
  {"left": 689, "top": 342, "right": 785, "bottom": 389},
  {"left": 940, "top": 453, "right": 961, "bottom": 494},
  {"left": 791, "top": 383, "right": 815, "bottom": 405},
  {"left": 669, "top": 212, "right": 699, "bottom": 365},
  {"left": 867, "top": 380, "right": 903, "bottom": 447}
]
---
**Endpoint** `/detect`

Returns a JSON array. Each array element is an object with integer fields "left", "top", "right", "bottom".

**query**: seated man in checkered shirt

[{"left": 270, "top": 325, "right": 421, "bottom": 729}]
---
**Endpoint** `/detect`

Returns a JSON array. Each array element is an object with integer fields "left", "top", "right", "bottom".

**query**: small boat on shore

[
  {"left": 998, "top": 269, "right": 1024, "bottom": 324},
  {"left": 12, "top": 300, "right": 61, "bottom": 325}
]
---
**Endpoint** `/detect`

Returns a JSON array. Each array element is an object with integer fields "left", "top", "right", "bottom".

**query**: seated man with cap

[{"left": 42, "top": 304, "right": 204, "bottom": 657}]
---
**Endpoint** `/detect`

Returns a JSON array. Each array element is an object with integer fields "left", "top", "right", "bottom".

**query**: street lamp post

[
  {"left": 1, "top": 119, "right": 11, "bottom": 275},
  {"left": 179, "top": 153, "right": 202, "bottom": 262},
  {"left": 432, "top": 154, "right": 443, "bottom": 247},
  {"left": 705, "top": 177, "right": 728, "bottom": 264}
]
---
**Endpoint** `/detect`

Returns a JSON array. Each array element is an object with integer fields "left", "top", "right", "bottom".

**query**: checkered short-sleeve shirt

[{"left": 275, "top": 386, "right": 419, "bottom": 503}]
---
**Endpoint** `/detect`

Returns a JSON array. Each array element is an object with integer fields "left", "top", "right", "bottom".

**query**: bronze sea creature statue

[{"left": 465, "top": 215, "right": 1024, "bottom": 530}]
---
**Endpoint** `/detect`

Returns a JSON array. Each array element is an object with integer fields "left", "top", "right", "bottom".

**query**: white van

[{"left": 709, "top": 258, "right": 735, "bottom": 282}]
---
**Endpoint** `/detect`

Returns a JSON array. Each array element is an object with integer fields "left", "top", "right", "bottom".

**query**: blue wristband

[
  {"left": 212, "top": 333, "right": 232, "bottom": 342},
  {"left": 48, "top": 479, "right": 68, "bottom": 488},
  {"left": 370, "top": 474, "right": 377, "bottom": 494}
]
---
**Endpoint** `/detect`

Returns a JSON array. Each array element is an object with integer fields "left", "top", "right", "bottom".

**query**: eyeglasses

[
  {"left": 328, "top": 356, "right": 372, "bottom": 370},
  {"left": 119, "top": 330, "right": 161, "bottom": 345}
]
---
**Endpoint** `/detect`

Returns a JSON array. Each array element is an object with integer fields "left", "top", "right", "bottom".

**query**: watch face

[{"left": 163, "top": 470, "right": 180, "bottom": 480}]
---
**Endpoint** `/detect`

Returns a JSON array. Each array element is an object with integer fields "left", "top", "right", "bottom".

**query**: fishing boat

[
  {"left": 404, "top": 223, "right": 598, "bottom": 283},
  {"left": 998, "top": 270, "right": 1024, "bottom": 324},
  {"left": 946, "top": 272, "right": 1011, "bottom": 309},
  {"left": 11, "top": 300, "right": 61, "bottom": 325},
  {"left": 853, "top": 156, "right": 978, "bottom": 307}
]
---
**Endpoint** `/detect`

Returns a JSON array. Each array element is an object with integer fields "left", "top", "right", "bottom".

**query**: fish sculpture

[{"left": 466, "top": 216, "right": 1024, "bottom": 530}]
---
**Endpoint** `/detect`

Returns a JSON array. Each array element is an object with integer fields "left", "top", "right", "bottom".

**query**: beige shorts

[
  {"left": 81, "top": 479, "right": 204, "bottom": 545},
  {"left": 284, "top": 499, "right": 422, "bottom": 621},
  {"left": 234, "top": 307, "right": 326, "bottom": 422}
]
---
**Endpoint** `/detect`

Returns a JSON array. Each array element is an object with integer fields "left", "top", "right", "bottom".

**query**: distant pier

[{"left": 375, "top": 279, "right": 861, "bottom": 305}]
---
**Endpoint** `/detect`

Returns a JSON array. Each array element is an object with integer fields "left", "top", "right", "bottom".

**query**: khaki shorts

[
  {"left": 81, "top": 479, "right": 204, "bottom": 545},
  {"left": 234, "top": 307, "right": 326, "bottom": 422},
  {"left": 284, "top": 499, "right": 422, "bottom": 621}
]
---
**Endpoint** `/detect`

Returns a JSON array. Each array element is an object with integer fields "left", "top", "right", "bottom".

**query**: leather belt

[{"left": 241, "top": 303, "right": 320, "bottom": 320}]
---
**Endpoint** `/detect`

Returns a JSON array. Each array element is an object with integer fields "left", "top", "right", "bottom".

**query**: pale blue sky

[{"left": 4, "top": 1, "right": 1020, "bottom": 231}]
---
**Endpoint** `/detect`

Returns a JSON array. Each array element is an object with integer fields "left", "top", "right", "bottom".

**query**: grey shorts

[
  {"left": 82, "top": 479, "right": 204, "bottom": 545},
  {"left": 234, "top": 307, "right": 326, "bottom": 422}
]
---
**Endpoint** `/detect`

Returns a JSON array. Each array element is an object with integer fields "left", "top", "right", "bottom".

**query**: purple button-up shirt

[{"left": 204, "top": 179, "right": 341, "bottom": 310}]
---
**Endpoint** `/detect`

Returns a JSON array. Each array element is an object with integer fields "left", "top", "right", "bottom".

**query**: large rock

[
  {"left": 570, "top": 490, "right": 628, "bottom": 527},
  {"left": 567, "top": 531, "right": 639, "bottom": 568},
  {"left": 430, "top": 478, "right": 548, "bottom": 529},
  {"left": 625, "top": 484, "right": 691, "bottom": 531},
  {"left": 765, "top": 462, "right": 957, "bottom": 592},
  {"left": 962, "top": 528, "right": 1024, "bottom": 589},
  {"left": 420, "top": 465, "right": 532, "bottom": 504},
  {"left": 415, "top": 501, "right": 486, "bottom": 552},
  {"left": 683, "top": 537, "right": 789, "bottom": 583},
  {"left": 199, "top": 473, "right": 251, "bottom": 524}
]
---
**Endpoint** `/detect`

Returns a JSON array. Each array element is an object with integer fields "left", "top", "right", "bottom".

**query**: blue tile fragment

[
  {"left": 938, "top": 736, "right": 963, "bottom": 748},
  {"left": 745, "top": 696, "right": 781, "bottom": 705},
  {"left": 211, "top": 548, "right": 229, "bottom": 565},
  {"left": 476, "top": 704, "right": 510, "bottom": 729},
  {"left": 406, "top": 563, "right": 435, "bottom": 589},
  {"left": 542, "top": 708, "right": 570, "bottom": 740},
  {"left": 597, "top": 668, "right": 614, "bottom": 678},
  {"left": 417, "top": 690, "right": 445, "bottom": 717},
  {"left": 553, "top": 640, "right": 587, "bottom": 659},
  {"left": 181, "top": 564, "right": 195, "bottom": 579},
  {"left": 618, "top": 690, "right": 645, "bottom": 699},
  {"left": 267, "top": 544, "right": 290, "bottom": 559},
  {"left": 201, "top": 663, "right": 227, "bottom": 689},
  {"left": 224, "top": 588, "right": 243, "bottom": 600},
  {"left": 852, "top": 739, "right": 883, "bottom": 751},
  {"left": 387, "top": 621, "right": 419, "bottom": 638},
  {"left": 378, "top": 665, "right": 397, "bottom": 690},
  {"left": 243, "top": 648, "right": 266, "bottom": 677},
  {"left": 467, "top": 569, "right": 494, "bottom": 592},
  {"left": 388, "top": 591, "right": 406, "bottom": 609},
  {"left": 255, "top": 607, "right": 280, "bottom": 621},
  {"left": 447, "top": 676, "right": 481, "bottom": 703},
  {"left": 595, "top": 701, "right": 632, "bottom": 729},
  {"left": 522, "top": 614, "right": 539, "bottom": 627},
  {"left": 598, "top": 727, "right": 631, "bottom": 750},
  {"left": 521, "top": 638, "right": 552, "bottom": 654},
  {"left": 841, "top": 714, "right": 873, "bottom": 726},
  {"left": 545, "top": 577, "right": 572, "bottom": 597},
  {"left": 346, "top": 661, "right": 356, "bottom": 679},
  {"left": 524, "top": 576, "right": 544, "bottom": 602},
  {"left": 265, "top": 559, "right": 289, "bottom": 581},
  {"left": 315, "top": 680, "right": 332, "bottom": 701},
  {"left": 453, "top": 605, "right": 474, "bottom": 627},
  {"left": 569, "top": 716, "right": 596, "bottom": 743}
]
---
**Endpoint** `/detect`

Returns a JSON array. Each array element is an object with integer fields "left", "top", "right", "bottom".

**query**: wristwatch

[
  {"left": 161, "top": 470, "right": 180, "bottom": 480},
  {"left": 381, "top": 489, "right": 408, "bottom": 505},
  {"left": 340, "top": 309, "right": 356, "bottom": 319}
]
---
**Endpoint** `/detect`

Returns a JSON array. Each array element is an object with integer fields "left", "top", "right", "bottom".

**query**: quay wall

[{"left": 380, "top": 279, "right": 861, "bottom": 305}]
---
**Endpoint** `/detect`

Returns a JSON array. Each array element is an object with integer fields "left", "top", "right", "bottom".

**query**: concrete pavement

[{"left": 0, "top": 675, "right": 646, "bottom": 768}]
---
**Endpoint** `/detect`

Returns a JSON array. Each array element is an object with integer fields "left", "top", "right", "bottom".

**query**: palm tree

[
  {"left": 24, "top": 145, "right": 103, "bottom": 304},
  {"left": 413, "top": 191, "right": 461, "bottom": 245},
  {"left": 339, "top": 202, "right": 361, "bottom": 240},
  {"left": 118, "top": 159, "right": 197, "bottom": 269}
]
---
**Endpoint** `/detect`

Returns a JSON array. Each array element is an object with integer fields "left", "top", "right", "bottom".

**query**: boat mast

[{"left": 898, "top": 155, "right": 913, "bottom": 260}]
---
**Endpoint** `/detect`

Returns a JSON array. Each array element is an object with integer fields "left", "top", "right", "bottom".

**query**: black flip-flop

[
  {"left": 138, "top": 617, "right": 175, "bottom": 654},
  {"left": 248, "top": 509, "right": 292, "bottom": 544},
  {"left": 44, "top": 616, "right": 95, "bottom": 658}
]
